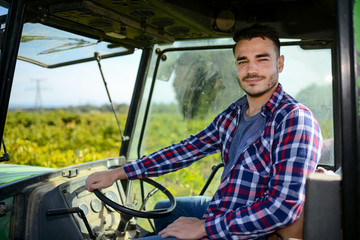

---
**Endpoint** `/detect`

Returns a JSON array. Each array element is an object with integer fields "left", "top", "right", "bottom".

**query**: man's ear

[{"left": 278, "top": 55, "right": 285, "bottom": 73}]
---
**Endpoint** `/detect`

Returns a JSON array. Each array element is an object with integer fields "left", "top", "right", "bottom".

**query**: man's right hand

[{"left": 85, "top": 167, "right": 126, "bottom": 192}]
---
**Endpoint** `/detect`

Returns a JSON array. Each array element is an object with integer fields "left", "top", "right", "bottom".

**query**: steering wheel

[{"left": 93, "top": 178, "right": 176, "bottom": 219}]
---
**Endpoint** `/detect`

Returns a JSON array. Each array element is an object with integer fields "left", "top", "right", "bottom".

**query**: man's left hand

[{"left": 158, "top": 217, "right": 207, "bottom": 240}]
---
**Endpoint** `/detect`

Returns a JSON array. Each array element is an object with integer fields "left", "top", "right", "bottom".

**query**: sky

[{"left": 10, "top": 51, "right": 141, "bottom": 108}]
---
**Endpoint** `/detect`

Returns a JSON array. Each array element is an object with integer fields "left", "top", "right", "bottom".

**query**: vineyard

[
  {"left": 1, "top": 106, "right": 333, "bottom": 198},
  {"left": 2, "top": 110, "right": 222, "bottom": 197},
  {"left": 3, "top": 110, "right": 124, "bottom": 168}
]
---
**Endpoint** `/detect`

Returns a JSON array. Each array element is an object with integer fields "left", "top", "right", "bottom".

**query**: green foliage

[
  {"left": 294, "top": 83, "right": 334, "bottom": 139},
  {"left": 3, "top": 110, "right": 124, "bottom": 168},
  {"left": 142, "top": 111, "right": 223, "bottom": 197},
  {"left": 2, "top": 110, "right": 222, "bottom": 198}
]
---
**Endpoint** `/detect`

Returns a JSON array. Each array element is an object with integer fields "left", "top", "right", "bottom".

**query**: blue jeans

[{"left": 134, "top": 196, "right": 211, "bottom": 240}]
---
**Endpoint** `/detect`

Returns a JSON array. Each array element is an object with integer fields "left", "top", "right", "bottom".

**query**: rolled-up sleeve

[{"left": 123, "top": 116, "right": 223, "bottom": 180}]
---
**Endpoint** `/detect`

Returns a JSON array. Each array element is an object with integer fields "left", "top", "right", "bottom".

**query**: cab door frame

[
  {"left": 0, "top": 0, "right": 25, "bottom": 149},
  {"left": 337, "top": 0, "right": 360, "bottom": 238}
]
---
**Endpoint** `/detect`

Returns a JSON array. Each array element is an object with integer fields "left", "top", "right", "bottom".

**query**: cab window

[{"left": 129, "top": 39, "right": 334, "bottom": 197}]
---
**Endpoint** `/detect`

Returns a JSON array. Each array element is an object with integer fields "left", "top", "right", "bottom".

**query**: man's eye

[
  {"left": 236, "top": 61, "right": 247, "bottom": 66},
  {"left": 259, "top": 58, "right": 269, "bottom": 62}
]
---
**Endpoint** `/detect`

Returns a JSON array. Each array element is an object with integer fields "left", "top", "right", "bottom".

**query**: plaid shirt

[{"left": 123, "top": 84, "right": 323, "bottom": 239}]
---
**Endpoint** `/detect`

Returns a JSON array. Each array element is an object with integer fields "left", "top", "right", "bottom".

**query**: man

[{"left": 86, "top": 24, "right": 323, "bottom": 239}]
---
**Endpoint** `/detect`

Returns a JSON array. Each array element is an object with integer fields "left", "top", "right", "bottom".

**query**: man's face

[{"left": 234, "top": 37, "right": 284, "bottom": 98}]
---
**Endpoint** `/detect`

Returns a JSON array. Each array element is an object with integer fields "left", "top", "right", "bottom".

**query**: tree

[{"left": 170, "top": 50, "right": 243, "bottom": 119}]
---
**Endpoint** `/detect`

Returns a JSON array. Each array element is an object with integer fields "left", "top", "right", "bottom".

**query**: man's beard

[{"left": 239, "top": 72, "right": 278, "bottom": 98}]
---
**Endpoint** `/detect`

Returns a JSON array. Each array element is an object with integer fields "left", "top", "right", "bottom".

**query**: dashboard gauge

[
  {"left": 90, "top": 198, "right": 102, "bottom": 213},
  {"left": 79, "top": 203, "right": 89, "bottom": 217},
  {"left": 105, "top": 191, "right": 118, "bottom": 211}
]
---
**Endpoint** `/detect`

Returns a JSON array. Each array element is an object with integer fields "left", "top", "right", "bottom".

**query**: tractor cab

[{"left": 0, "top": 0, "right": 359, "bottom": 239}]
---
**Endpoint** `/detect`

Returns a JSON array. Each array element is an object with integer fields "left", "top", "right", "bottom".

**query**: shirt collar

[
  {"left": 232, "top": 83, "right": 285, "bottom": 116},
  {"left": 263, "top": 83, "right": 285, "bottom": 115}
]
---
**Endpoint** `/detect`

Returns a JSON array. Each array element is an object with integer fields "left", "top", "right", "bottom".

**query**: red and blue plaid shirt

[{"left": 123, "top": 84, "right": 323, "bottom": 239}]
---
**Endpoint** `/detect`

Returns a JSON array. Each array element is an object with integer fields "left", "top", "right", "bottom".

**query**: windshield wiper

[{"left": 94, "top": 52, "right": 129, "bottom": 148}]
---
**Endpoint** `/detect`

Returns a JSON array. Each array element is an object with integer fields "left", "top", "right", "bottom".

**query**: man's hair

[{"left": 232, "top": 24, "right": 280, "bottom": 56}]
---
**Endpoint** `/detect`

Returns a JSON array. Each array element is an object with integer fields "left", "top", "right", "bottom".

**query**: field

[
  {"left": 2, "top": 110, "right": 222, "bottom": 197},
  {"left": 2, "top": 107, "right": 333, "bottom": 199},
  {"left": 3, "top": 111, "right": 124, "bottom": 167}
]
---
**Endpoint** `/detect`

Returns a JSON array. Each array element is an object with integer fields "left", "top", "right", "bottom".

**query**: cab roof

[{"left": 21, "top": 0, "right": 337, "bottom": 48}]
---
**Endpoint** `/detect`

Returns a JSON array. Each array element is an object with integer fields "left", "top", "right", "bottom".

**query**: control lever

[
  {"left": 0, "top": 139, "right": 10, "bottom": 162},
  {"left": 138, "top": 187, "right": 159, "bottom": 212},
  {"left": 46, "top": 207, "right": 96, "bottom": 239},
  {"left": 137, "top": 187, "right": 159, "bottom": 232}
]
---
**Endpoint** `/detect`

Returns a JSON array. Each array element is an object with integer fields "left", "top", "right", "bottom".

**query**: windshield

[
  {"left": 2, "top": 22, "right": 140, "bottom": 168},
  {"left": 128, "top": 38, "right": 334, "bottom": 196}
]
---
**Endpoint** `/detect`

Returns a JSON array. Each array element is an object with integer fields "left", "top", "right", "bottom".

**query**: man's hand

[
  {"left": 85, "top": 167, "right": 126, "bottom": 192},
  {"left": 158, "top": 217, "right": 207, "bottom": 240},
  {"left": 315, "top": 166, "right": 336, "bottom": 175}
]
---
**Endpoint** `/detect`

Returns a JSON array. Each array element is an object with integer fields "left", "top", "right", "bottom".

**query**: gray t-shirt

[{"left": 222, "top": 106, "right": 266, "bottom": 180}]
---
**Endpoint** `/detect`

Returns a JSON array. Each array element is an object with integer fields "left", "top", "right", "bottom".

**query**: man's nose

[{"left": 247, "top": 61, "right": 258, "bottom": 74}]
